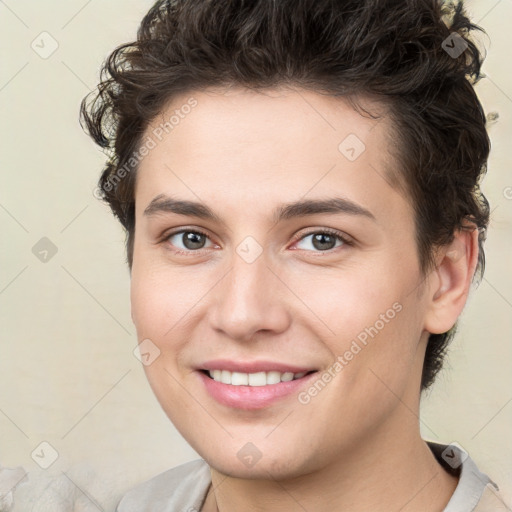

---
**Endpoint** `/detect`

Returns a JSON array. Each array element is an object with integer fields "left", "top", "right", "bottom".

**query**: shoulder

[
  {"left": 116, "top": 459, "right": 211, "bottom": 512},
  {"left": 427, "top": 441, "right": 508, "bottom": 512}
]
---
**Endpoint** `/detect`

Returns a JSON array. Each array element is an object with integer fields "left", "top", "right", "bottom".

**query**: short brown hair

[{"left": 80, "top": 0, "right": 491, "bottom": 390}]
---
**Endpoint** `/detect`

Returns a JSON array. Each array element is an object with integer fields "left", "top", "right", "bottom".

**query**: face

[{"left": 131, "top": 86, "right": 432, "bottom": 479}]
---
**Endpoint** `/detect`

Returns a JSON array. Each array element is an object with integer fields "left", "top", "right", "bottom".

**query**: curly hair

[{"left": 80, "top": 0, "right": 490, "bottom": 391}]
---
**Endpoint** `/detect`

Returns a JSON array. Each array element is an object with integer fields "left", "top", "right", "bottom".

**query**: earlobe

[{"left": 424, "top": 227, "right": 479, "bottom": 334}]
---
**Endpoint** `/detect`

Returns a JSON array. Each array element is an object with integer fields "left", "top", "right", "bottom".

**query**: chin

[
  {"left": 209, "top": 455, "right": 304, "bottom": 480},
  {"left": 192, "top": 437, "right": 316, "bottom": 481}
]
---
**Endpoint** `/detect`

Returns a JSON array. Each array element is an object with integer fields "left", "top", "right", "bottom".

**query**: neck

[{"left": 203, "top": 411, "right": 458, "bottom": 512}]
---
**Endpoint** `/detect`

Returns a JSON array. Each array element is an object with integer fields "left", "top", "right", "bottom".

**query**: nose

[{"left": 208, "top": 250, "right": 291, "bottom": 342}]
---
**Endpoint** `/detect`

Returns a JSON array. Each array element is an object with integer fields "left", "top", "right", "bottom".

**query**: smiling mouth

[{"left": 201, "top": 369, "right": 317, "bottom": 386}]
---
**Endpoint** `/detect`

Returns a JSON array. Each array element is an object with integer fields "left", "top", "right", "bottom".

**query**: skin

[{"left": 130, "top": 86, "right": 478, "bottom": 511}]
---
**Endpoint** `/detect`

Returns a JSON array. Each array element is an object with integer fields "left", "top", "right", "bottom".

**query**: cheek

[
  {"left": 130, "top": 255, "right": 201, "bottom": 338},
  {"left": 302, "top": 267, "right": 403, "bottom": 341},
  {"left": 310, "top": 261, "right": 423, "bottom": 387},
  {"left": 329, "top": 298, "right": 423, "bottom": 422},
  {"left": 130, "top": 263, "right": 199, "bottom": 415},
  {"left": 130, "top": 267, "right": 165, "bottom": 336}
]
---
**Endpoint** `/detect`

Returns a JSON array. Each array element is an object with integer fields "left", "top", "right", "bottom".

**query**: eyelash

[{"left": 162, "top": 227, "right": 353, "bottom": 257}]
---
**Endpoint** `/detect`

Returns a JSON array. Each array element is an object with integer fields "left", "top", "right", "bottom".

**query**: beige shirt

[{"left": 117, "top": 442, "right": 508, "bottom": 511}]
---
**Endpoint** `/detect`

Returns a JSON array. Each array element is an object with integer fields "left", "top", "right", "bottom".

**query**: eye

[
  {"left": 292, "top": 229, "right": 351, "bottom": 253},
  {"left": 162, "top": 227, "right": 352, "bottom": 256},
  {"left": 164, "top": 229, "right": 216, "bottom": 254}
]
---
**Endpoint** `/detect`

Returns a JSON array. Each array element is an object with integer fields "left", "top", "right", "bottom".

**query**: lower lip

[{"left": 198, "top": 371, "right": 317, "bottom": 410}]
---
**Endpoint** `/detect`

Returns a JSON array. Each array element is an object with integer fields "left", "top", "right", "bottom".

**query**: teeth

[
  {"left": 280, "top": 372, "right": 294, "bottom": 382},
  {"left": 231, "top": 372, "right": 248, "bottom": 385},
  {"left": 207, "top": 369, "right": 310, "bottom": 386},
  {"left": 248, "top": 372, "right": 266, "bottom": 386},
  {"left": 266, "top": 371, "right": 281, "bottom": 385}
]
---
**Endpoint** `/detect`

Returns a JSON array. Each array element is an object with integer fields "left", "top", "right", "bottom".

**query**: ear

[{"left": 423, "top": 226, "right": 479, "bottom": 335}]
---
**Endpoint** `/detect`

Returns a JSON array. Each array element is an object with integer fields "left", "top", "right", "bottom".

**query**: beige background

[{"left": 0, "top": 1, "right": 511, "bottom": 510}]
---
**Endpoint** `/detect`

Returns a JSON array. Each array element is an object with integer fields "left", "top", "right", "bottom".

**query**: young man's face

[{"left": 131, "top": 87, "right": 434, "bottom": 478}]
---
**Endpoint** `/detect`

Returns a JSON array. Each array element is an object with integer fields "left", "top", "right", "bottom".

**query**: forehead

[
  {"left": 144, "top": 86, "right": 392, "bottom": 164},
  {"left": 135, "top": 86, "right": 409, "bottom": 225}
]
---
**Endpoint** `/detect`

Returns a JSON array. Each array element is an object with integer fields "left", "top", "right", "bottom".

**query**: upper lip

[{"left": 199, "top": 359, "right": 317, "bottom": 374}]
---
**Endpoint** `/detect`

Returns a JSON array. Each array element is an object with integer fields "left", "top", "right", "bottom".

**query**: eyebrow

[{"left": 143, "top": 194, "right": 376, "bottom": 223}]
